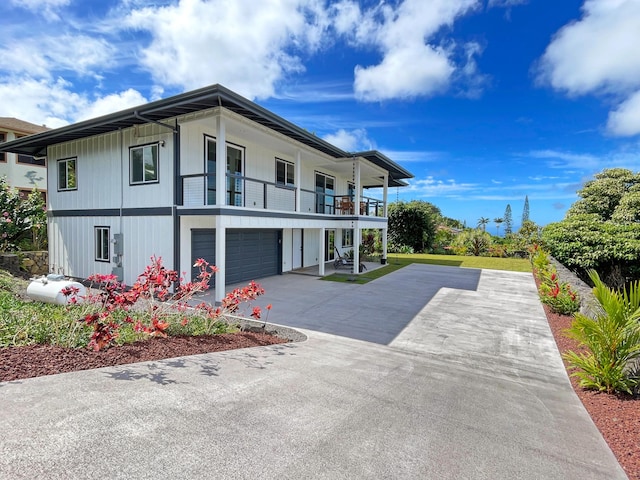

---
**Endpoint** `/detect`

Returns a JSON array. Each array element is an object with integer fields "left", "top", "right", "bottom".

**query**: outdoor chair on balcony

[
  {"left": 338, "top": 197, "right": 354, "bottom": 215},
  {"left": 333, "top": 247, "right": 366, "bottom": 272}
]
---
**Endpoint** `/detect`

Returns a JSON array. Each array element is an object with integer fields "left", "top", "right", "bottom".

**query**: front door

[{"left": 292, "top": 229, "right": 303, "bottom": 269}]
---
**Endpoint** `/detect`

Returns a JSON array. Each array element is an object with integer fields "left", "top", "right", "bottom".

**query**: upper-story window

[
  {"left": 0, "top": 132, "right": 5, "bottom": 162},
  {"left": 275, "top": 158, "right": 294, "bottom": 187},
  {"left": 58, "top": 157, "right": 77, "bottom": 191},
  {"left": 130, "top": 143, "right": 159, "bottom": 185},
  {"left": 17, "top": 154, "right": 46, "bottom": 167}
]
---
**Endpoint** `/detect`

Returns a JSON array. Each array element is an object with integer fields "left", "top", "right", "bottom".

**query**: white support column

[
  {"left": 295, "top": 150, "right": 301, "bottom": 212},
  {"left": 214, "top": 220, "right": 226, "bottom": 304},
  {"left": 382, "top": 174, "right": 388, "bottom": 265},
  {"left": 216, "top": 116, "right": 226, "bottom": 206},
  {"left": 353, "top": 224, "right": 361, "bottom": 274},
  {"left": 354, "top": 160, "right": 361, "bottom": 215},
  {"left": 382, "top": 228, "right": 388, "bottom": 265},
  {"left": 383, "top": 173, "right": 389, "bottom": 218},
  {"left": 319, "top": 228, "right": 325, "bottom": 276}
]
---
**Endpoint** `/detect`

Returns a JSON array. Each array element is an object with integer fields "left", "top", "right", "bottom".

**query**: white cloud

[
  {"left": 9, "top": 0, "right": 70, "bottom": 21},
  {"left": 77, "top": 89, "right": 148, "bottom": 122},
  {"left": 607, "top": 90, "right": 640, "bottom": 136},
  {"left": 537, "top": 0, "right": 640, "bottom": 137},
  {"left": 323, "top": 128, "right": 374, "bottom": 152},
  {"left": 122, "top": 0, "right": 327, "bottom": 99},
  {"left": 0, "top": 76, "right": 147, "bottom": 127},
  {"left": 335, "top": 0, "right": 482, "bottom": 101},
  {"left": 0, "top": 35, "right": 116, "bottom": 78},
  {"left": 528, "top": 149, "right": 601, "bottom": 170},
  {"left": 407, "top": 176, "right": 478, "bottom": 197}
]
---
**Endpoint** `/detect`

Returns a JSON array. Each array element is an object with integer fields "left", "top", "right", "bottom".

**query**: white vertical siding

[
  {"left": 281, "top": 228, "right": 292, "bottom": 272},
  {"left": 47, "top": 125, "right": 173, "bottom": 212},
  {"left": 48, "top": 214, "right": 173, "bottom": 285}
]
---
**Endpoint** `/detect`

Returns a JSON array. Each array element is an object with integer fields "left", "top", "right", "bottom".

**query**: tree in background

[
  {"left": 567, "top": 168, "right": 640, "bottom": 221},
  {"left": 504, "top": 204, "right": 513, "bottom": 235},
  {"left": 388, "top": 200, "right": 440, "bottom": 253},
  {"left": 542, "top": 168, "right": 640, "bottom": 289},
  {"left": 521, "top": 195, "right": 530, "bottom": 224},
  {"left": 0, "top": 177, "right": 47, "bottom": 252},
  {"left": 493, "top": 217, "right": 504, "bottom": 236},
  {"left": 477, "top": 217, "right": 490, "bottom": 231}
]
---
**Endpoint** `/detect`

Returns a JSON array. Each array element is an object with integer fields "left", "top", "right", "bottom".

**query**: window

[
  {"left": 276, "top": 158, "right": 294, "bottom": 187},
  {"left": 342, "top": 229, "right": 353, "bottom": 247},
  {"left": 204, "top": 138, "right": 244, "bottom": 205},
  {"left": 0, "top": 132, "right": 5, "bottom": 162},
  {"left": 130, "top": 144, "right": 159, "bottom": 185},
  {"left": 315, "top": 172, "right": 335, "bottom": 214},
  {"left": 95, "top": 227, "right": 110, "bottom": 262},
  {"left": 17, "top": 154, "right": 45, "bottom": 166},
  {"left": 58, "top": 158, "right": 77, "bottom": 191}
]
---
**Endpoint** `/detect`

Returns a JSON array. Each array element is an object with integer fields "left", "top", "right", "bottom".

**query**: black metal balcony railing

[{"left": 180, "top": 173, "right": 383, "bottom": 216}]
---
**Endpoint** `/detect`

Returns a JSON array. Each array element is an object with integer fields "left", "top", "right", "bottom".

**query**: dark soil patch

[{"left": 0, "top": 332, "right": 288, "bottom": 382}]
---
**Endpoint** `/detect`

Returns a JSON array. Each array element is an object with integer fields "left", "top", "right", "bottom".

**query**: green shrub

[{"left": 564, "top": 270, "right": 640, "bottom": 395}]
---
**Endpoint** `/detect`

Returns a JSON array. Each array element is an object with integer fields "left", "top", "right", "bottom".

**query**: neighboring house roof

[
  {"left": 0, "top": 117, "right": 49, "bottom": 135},
  {"left": 0, "top": 84, "right": 413, "bottom": 187}
]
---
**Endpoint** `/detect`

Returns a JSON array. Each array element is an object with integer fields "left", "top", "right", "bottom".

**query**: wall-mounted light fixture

[{"left": 160, "top": 140, "right": 166, "bottom": 147}]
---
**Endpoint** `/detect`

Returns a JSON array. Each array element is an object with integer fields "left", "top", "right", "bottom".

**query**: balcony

[{"left": 180, "top": 173, "right": 384, "bottom": 216}]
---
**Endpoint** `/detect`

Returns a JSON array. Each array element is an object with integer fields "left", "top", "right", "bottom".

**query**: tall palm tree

[
  {"left": 494, "top": 217, "right": 504, "bottom": 236},
  {"left": 477, "top": 217, "right": 490, "bottom": 231}
]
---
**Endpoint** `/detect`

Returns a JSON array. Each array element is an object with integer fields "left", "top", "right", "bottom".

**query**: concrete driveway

[{"left": 0, "top": 264, "right": 627, "bottom": 479}]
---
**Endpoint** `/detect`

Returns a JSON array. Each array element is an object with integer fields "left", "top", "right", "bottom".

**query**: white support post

[
  {"left": 383, "top": 173, "right": 388, "bottom": 218},
  {"left": 353, "top": 224, "right": 361, "bottom": 274},
  {"left": 382, "top": 228, "right": 388, "bottom": 265},
  {"left": 382, "top": 174, "right": 388, "bottom": 265},
  {"left": 214, "top": 222, "right": 226, "bottom": 304},
  {"left": 319, "top": 228, "right": 325, "bottom": 276},
  {"left": 216, "top": 116, "right": 226, "bottom": 206},
  {"left": 295, "top": 150, "right": 301, "bottom": 212},
  {"left": 354, "top": 160, "right": 361, "bottom": 215}
]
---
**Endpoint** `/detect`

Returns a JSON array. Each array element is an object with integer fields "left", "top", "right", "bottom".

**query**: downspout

[{"left": 173, "top": 121, "right": 181, "bottom": 285}]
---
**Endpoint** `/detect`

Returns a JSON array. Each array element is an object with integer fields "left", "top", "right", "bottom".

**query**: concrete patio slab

[{"left": 0, "top": 264, "right": 627, "bottom": 479}]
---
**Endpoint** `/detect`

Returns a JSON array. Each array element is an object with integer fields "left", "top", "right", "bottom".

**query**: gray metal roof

[{"left": 0, "top": 84, "right": 413, "bottom": 186}]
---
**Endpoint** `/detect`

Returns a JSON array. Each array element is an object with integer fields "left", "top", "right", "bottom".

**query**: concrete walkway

[{"left": 0, "top": 264, "right": 627, "bottom": 479}]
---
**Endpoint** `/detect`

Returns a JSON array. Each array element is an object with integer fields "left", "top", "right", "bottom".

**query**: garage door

[
  {"left": 191, "top": 229, "right": 281, "bottom": 287},
  {"left": 226, "top": 230, "right": 280, "bottom": 285}
]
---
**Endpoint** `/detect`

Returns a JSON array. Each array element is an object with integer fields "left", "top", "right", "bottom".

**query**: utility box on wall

[{"left": 112, "top": 233, "right": 123, "bottom": 280}]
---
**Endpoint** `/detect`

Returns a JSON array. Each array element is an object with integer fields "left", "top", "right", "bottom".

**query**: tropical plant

[
  {"left": 477, "top": 217, "right": 490, "bottom": 231},
  {"left": 452, "top": 228, "right": 492, "bottom": 256},
  {"left": 493, "top": 217, "right": 504, "bottom": 236},
  {"left": 564, "top": 270, "right": 640, "bottom": 395},
  {"left": 61, "top": 256, "right": 267, "bottom": 351},
  {"left": 0, "top": 177, "right": 47, "bottom": 252}
]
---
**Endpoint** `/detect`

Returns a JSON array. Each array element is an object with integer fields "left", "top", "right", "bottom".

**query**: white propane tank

[{"left": 26, "top": 274, "right": 86, "bottom": 305}]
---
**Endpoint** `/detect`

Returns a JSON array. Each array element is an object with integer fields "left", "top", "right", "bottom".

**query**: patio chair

[{"left": 333, "top": 247, "right": 367, "bottom": 272}]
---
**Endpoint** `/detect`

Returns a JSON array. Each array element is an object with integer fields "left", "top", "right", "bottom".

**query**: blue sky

[{"left": 1, "top": 0, "right": 640, "bottom": 231}]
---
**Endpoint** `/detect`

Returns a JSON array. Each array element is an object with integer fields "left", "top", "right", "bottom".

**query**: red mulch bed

[
  {"left": 0, "top": 332, "right": 288, "bottom": 383},
  {"left": 544, "top": 303, "right": 640, "bottom": 479}
]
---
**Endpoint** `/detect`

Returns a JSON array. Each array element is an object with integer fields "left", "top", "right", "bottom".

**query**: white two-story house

[{"left": 0, "top": 84, "right": 413, "bottom": 302}]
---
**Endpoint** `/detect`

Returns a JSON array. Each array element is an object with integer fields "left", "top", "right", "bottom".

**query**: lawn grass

[{"left": 322, "top": 253, "right": 531, "bottom": 284}]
